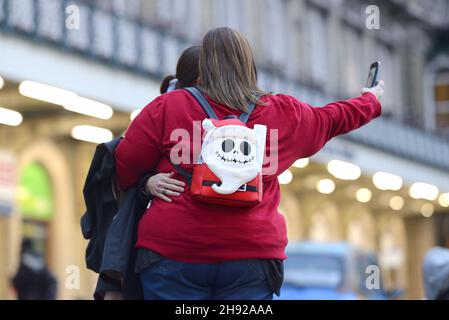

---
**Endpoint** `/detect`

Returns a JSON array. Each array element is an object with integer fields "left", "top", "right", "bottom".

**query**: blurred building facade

[{"left": 0, "top": 0, "right": 449, "bottom": 299}]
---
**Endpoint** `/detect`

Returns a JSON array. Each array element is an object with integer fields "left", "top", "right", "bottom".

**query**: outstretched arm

[{"left": 274, "top": 81, "right": 384, "bottom": 167}]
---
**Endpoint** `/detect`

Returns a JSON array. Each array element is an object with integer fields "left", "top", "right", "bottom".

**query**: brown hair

[
  {"left": 160, "top": 45, "right": 201, "bottom": 94},
  {"left": 199, "top": 27, "right": 268, "bottom": 112}
]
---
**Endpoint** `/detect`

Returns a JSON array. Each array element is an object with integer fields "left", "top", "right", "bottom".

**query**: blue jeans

[{"left": 139, "top": 257, "right": 274, "bottom": 300}]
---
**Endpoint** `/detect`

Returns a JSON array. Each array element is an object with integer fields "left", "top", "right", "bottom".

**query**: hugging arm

[
  {"left": 139, "top": 172, "right": 185, "bottom": 203},
  {"left": 115, "top": 98, "right": 164, "bottom": 191}
]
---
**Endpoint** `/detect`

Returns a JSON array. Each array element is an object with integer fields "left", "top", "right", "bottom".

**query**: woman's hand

[
  {"left": 362, "top": 80, "right": 384, "bottom": 101},
  {"left": 145, "top": 172, "right": 185, "bottom": 202}
]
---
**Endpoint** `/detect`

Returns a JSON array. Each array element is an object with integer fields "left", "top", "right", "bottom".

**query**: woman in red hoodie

[{"left": 115, "top": 27, "right": 384, "bottom": 300}]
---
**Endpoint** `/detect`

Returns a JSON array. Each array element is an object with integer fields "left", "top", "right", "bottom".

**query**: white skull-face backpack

[{"left": 172, "top": 87, "right": 267, "bottom": 207}]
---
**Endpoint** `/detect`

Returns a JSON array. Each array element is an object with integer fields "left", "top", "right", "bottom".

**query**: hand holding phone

[
  {"left": 366, "top": 61, "right": 380, "bottom": 88},
  {"left": 362, "top": 61, "right": 384, "bottom": 101}
]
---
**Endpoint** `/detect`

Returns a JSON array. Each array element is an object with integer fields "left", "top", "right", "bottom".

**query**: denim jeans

[{"left": 139, "top": 255, "right": 275, "bottom": 300}]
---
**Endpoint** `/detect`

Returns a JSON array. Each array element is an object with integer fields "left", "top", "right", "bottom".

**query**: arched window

[
  {"left": 17, "top": 162, "right": 54, "bottom": 259},
  {"left": 342, "top": 25, "right": 363, "bottom": 97},
  {"left": 307, "top": 7, "right": 329, "bottom": 87},
  {"left": 434, "top": 70, "right": 449, "bottom": 132},
  {"left": 424, "top": 55, "right": 449, "bottom": 132}
]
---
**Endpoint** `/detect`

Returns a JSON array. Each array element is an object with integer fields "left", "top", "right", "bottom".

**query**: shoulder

[
  {"left": 148, "top": 89, "right": 193, "bottom": 106},
  {"left": 141, "top": 89, "right": 193, "bottom": 115},
  {"left": 260, "top": 93, "right": 305, "bottom": 110},
  {"left": 160, "top": 89, "right": 194, "bottom": 103}
]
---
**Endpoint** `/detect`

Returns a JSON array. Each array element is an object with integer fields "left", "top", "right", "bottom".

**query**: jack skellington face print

[{"left": 200, "top": 119, "right": 266, "bottom": 195}]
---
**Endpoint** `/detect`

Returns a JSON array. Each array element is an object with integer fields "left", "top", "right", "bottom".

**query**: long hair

[
  {"left": 199, "top": 27, "right": 268, "bottom": 112},
  {"left": 160, "top": 45, "right": 201, "bottom": 94}
]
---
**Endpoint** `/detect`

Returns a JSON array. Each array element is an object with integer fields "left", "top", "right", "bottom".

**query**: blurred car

[{"left": 276, "top": 242, "right": 399, "bottom": 300}]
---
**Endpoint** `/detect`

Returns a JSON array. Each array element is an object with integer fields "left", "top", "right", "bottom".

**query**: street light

[
  {"left": 293, "top": 158, "right": 309, "bottom": 169},
  {"left": 71, "top": 125, "right": 113, "bottom": 144},
  {"left": 389, "top": 196, "right": 405, "bottom": 211},
  {"left": 327, "top": 160, "right": 361, "bottom": 181},
  {"left": 317, "top": 179, "right": 336, "bottom": 194},
  {"left": 278, "top": 170, "right": 293, "bottom": 185},
  {"left": 373, "top": 172, "right": 403, "bottom": 191},
  {"left": 63, "top": 96, "right": 113, "bottom": 120},
  {"left": 439, "top": 193, "right": 449, "bottom": 208},
  {"left": 130, "top": 109, "right": 143, "bottom": 121},
  {"left": 356, "top": 188, "right": 372, "bottom": 203},
  {"left": 19, "top": 80, "right": 113, "bottom": 120},
  {"left": 409, "top": 183, "right": 439, "bottom": 201},
  {"left": 421, "top": 203, "right": 434, "bottom": 218},
  {"left": 0, "top": 107, "right": 23, "bottom": 126},
  {"left": 19, "top": 80, "right": 77, "bottom": 106}
]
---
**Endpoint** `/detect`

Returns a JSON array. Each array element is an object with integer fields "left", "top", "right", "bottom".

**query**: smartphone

[{"left": 366, "top": 61, "right": 381, "bottom": 88}]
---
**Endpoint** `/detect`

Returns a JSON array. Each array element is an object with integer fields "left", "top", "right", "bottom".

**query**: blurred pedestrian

[
  {"left": 12, "top": 238, "right": 57, "bottom": 300},
  {"left": 115, "top": 27, "right": 384, "bottom": 300},
  {"left": 423, "top": 247, "right": 449, "bottom": 300}
]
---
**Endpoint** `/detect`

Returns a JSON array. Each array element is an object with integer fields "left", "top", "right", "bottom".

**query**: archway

[
  {"left": 17, "top": 162, "right": 54, "bottom": 269},
  {"left": 377, "top": 214, "right": 407, "bottom": 293},
  {"left": 303, "top": 196, "right": 341, "bottom": 242},
  {"left": 279, "top": 190, "right": 303, "bottom": 241},
  {"left": 341, "top": 203, "right": 376, "bottom": 253},
  {"left": 9, "top": 141, "right": 77, "bottom": 299}
]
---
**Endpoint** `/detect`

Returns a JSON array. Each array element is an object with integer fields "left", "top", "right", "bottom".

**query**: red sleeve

[
  {"left": 278, "top": 92, "right": 382, "bottom": 162},
  {"left": 115, "top": 96, "right": 165, "bottom": 190}
]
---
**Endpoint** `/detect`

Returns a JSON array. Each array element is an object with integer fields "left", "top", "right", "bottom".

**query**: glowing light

[
  {"left": 278, "top": 170, "right": 293, "bottom": 185},
  {"left": 293, "top": 158, "right": 309, "bottom": 169},
  {"left": 389, "top": 196, "right": 405, "bottom": 211},
  {"left": 356, "top": 188, "right": 372, "bottom": 203},
  {"left": 19, "top": 80, "right": 77, "bottom": 105},
  {"left": 327, "top": 160, "right": 361, "bottom": 181},
  {"left": 0, "top": 76, "right": 4, "bottom": 90},
  {"left": 372, "top": 172, "right": 403, "bottom": 191},
  {"left": 63, "top": 97, "right": 113, "bottom": 120},
  {"left": 409, "top": 183, "right": 439, "bottom": 201},
  {"left": 421, "top": 203, "right": 434, "bottom": 218},
  {"left": 19, "top": 81, "right": 113, "bottom": 119},
  {"left": 71, "top": 125, "right": 113, "bottom": 144},
  {"left": 0, "top": 107, "right": 23, "bottom": 126},
  {"left": 439, "top": 193, "right": 449, "bottom": 208},
  {"left": 317, "top": 179, "right": 336, "bottom": 194},
  {"left": 130, "top": 109, "right": 143, "bottom": 121}
]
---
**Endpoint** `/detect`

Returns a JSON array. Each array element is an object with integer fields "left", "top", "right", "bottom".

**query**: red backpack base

[{"left": 190, "top": 163, "right": 263, "bottom": 207}]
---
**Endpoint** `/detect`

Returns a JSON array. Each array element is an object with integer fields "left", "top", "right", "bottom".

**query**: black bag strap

[
  {"left": 173, "top": 164, "right": 193, "bottom": 185},
  {"left": 184, "top": 87, "right": 257, "bottom": 124}
]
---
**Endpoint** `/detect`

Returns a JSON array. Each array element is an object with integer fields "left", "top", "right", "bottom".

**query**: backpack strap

[
  {"left": 185, "top": 87, "right": 257, "bottom": 124},
  {"left": 239, "top": 102, "right": 256, "bottom": 124},
  {"left": 184, "top": 87, "right": 219, "bottom": 120}
]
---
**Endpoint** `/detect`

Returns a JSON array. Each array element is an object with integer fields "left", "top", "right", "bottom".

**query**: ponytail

[{"left": 160, "top": 75, "right": 176, "bottom": 94}]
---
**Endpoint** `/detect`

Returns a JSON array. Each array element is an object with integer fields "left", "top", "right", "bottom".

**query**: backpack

[{"left": 173, "top": 87, "right": 267, "bottom": 207}]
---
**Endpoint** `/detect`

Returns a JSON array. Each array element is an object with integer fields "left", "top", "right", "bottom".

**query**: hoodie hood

[{"left": 423, "top": 247, "right": 449, "bottom": 299}]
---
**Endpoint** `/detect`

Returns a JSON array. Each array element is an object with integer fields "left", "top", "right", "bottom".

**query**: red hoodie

[{"left": 115, "top": 90, "right": 381, "bottom": 263}]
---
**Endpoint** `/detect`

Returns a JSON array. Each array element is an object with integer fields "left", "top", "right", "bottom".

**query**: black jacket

[{"left": 81, "top": 138, "right": 152, "bottom": 300}]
